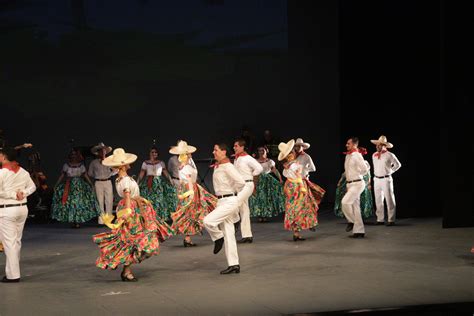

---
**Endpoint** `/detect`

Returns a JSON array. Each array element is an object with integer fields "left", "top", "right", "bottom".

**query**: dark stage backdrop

[
  {"left": 0, "top": 0, "right": 340, "bottom": 203},
  {"left": 3, "top": 1, "right": 461, "bottom": 225},
  {"left": 339, "top": 0, "right": 443, "bottom": 219}
]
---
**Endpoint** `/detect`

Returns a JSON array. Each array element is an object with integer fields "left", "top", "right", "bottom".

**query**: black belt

[
  {"left": 95, "top": 178, "right": 111, "bottom": 181},
  {"left": 245, "top": 180, "right": 253, "bottom": 183},
  {"left": 217, "top": 193, "right": 237, "bottom": 199},
  {"left": 375, "top": 175, "right": 391, "bottom": 179},
  {"left": 172, "top": 176, "right": 179, "bottom": 180},
  {"left": 347, "top": 179, "right": 362, "bottom": 184},
  {"left": 0, "top": 203, "right": 27, "bottom": 209}
]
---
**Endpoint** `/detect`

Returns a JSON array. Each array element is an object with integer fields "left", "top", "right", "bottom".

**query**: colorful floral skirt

[
  {"left": 171, "top": 183, "right": 217, "bottom": 236},
  {"left": 93, "top": 198, "right": 174, "bottom": 269},
  {"left": 249, "top": 173, "right": 285, "bottom": 218},
  {"left": 51, "top": 177, "right": 100, "bottom": 223},
  {"left": 283, "top": 179, "right": 325, "bottom": 232},
  {"left": 139, "top": 176, "right": 177, "bottom": 221},
  {"left": 334, "top": 174, "right": 373, "bottom": 219}
]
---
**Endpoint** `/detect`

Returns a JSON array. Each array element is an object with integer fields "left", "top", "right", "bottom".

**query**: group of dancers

[{"left": 0, "top": 135, "right": 401, "bottom": 282}]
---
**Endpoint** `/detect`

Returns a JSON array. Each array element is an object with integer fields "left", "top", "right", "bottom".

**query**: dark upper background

[{"left": 0, "top": 0, "right": 471, "bottom": 227}]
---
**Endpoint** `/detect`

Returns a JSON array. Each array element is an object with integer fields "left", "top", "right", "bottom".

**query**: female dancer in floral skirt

[
  {"left": 138, "top": 145, "right": 177, "bottom": 221},
  {"left": 249, "top": 146, "right": 285, "bottom": 222},
  {"left": 93, "top": 148, "right": 173, "bottom": 282},
  {"left": 51, "top": 149, "right": 100, "bottom": 228},
  {"left": 278, "top": 140, "right": 322, "bottom": 241},
  {"left": 169, "top": 141, "right": 217, "bottom": 247}
]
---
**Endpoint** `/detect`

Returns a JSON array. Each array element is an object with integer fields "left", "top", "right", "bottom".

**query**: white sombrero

[
  {"left": 278, "top": 139, "right": 295, "bottom": 161},
  {"left": 169, "top": 140, "right": 197, "bottom": 155},
  {"left": 295, "top": 138, "right": 310, "bottom": 149},
  {"left": 91, "top": 142, "right": 112, "bottom": 155},
  {"left": 102, "top": 148, "right": 137, "bottom": 167},
  {"left": 370, "top": 135, "right": 393, "bottom": 148}
]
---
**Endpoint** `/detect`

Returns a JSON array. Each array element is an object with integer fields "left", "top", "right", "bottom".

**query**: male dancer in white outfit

[
  {"left": 294, "top": 138, "right": 316, "bottom": 179},
  {"left": 371, "top": 136, "right": 402, "bottom": 226},
  {"left": 233, "top": 138, "right": 263, "bottom": 243},
  {"left": 88, "top": 143, "right": 116, "bottom": 224},
  {"left": 0, "top": 147, "right": 36, "bottom": 282},
  {"left": 341, "top": 137, "right": 370, "bottom": 238},
  {"left": 203, "top": 143, "right": 245, "bottom": 274}
]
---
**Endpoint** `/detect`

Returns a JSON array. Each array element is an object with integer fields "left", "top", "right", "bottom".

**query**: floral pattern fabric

[{"left": 51, "top": 177, "right": 100, "bottom": 223}]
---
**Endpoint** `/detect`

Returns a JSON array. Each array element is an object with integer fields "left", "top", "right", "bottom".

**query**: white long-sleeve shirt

[
  {"left": 372, "top": 151, "right": 401, "bottom": 177},
  {"left": 0, "top": 166, "right": 36, "bottom": 204},
  {"left": 88, "top": 159, "right": 117, "bottom": 180},
  {"left": 344, "top": 151, "right": 370, "bottom": 182},
  {"left": 296, "top": 152, "right": 316, "bottom": 178},
  {"left": 233, "top": 154, "right": 263, "bottom": 181},
  {"left": 213, "top": 162, "right": 245, "bottom": 196}
]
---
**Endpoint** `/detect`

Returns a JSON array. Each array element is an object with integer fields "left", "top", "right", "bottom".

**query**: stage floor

[{"left": 1, "top": 212, "right": 473, "bottom": 315}]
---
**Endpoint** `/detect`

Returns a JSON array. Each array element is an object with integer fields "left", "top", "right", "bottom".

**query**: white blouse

[
  {"left": 62, "top": 163, "right": 86, "bottom": 177},
  {"left": 115, "top": 176, "right": 140, "bottom": 198},
  {"left": 141, "top": 161, "right": 166, "bottom": 176},
  {"left": 179, "top": 164, "right": 198, "bottom": 183},
  {"left": 258, "top": 159, "right": 275, "bottom": 174},
  {"left": 282, "top": 161, "right": 302, "bottom": 179}
]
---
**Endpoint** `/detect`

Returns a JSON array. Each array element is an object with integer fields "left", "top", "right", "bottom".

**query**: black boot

[
  {"left": 220, "top": 265, "right": 240, "bottom": 274},
  {"left": 1, "top": 276, "right": 20, "bottom": 283},
  {"left": 350, "top": 233, "right": 365, "bottom": 238},
  {"left": 213, "top": 237, "right": 224, "bottom": 254},
  {"left": 237, "top": 237, "right": 253, "bottom": 244}
]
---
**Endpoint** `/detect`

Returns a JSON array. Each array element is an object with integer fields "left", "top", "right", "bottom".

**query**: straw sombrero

[
  {"left": 91, "top": 142, "right": 112, "bottom": 155},
  {"left": 169, "top": 140, "right": 197, "bottom": 155},
  {"left": 370, "top": 135, "right": 393, "bottom": 148},
  {"left": 295, "top": 138, "right": 310, "bottom": 149},
  {"left": 102, "top": 148, "right": 137, "bottom": 167},
  {"left": 278, "top": 139, "right": 295, "bottom": 161}
]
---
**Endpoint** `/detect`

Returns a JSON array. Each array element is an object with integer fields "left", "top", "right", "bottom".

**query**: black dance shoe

[
  {"left": 237, "top": 237, "right": 253, "bottom": 244},
  {"left": 375, "top": 221, "right": 385, "bottom": 225},
  {"left": 1, "top": 276, "right": 20, "bottom": 283},
  {"left": 293, "top": 235, "right": 306, "bottom": 242},
  {"left": 350, "top": 233, "right": 365, "bottom": 238},
  {"left": 183, "top": 240, "right": 197, "bottom": 247},
  {"left": 385, "top": 222, "right": 395, "bottom": 226},
  {"left": 309, "top": 226, "right": 316, "bottom": 232},
  {"left": 345, "top": 223, "right": 354, "bottom": 232},
  {"left": 213, "top": 237, "right": 224, "bottom": 254},
  {"left": 121, "top": 273, "right": 138, "bottom": 282},
  {"left": 220, "top": 265, "right": 240, "bottom": 274}
]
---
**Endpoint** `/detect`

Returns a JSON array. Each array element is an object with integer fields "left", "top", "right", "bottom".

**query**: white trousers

[
  {"left": 203, "top": 196, "right": 240, "bottom": 266},
  {"left": 95, "top": 180, "right": 113, "bottom": 224},
  {"left": 341, "top": 181, "right": 366, "bottom": 234},
  {"left": 237, "top": 182, "right": 254, "bottom": 238},
  {"left": 0, "top": 205, "right": 28, "bottom": 279},
  {"left": 374, "top": 177, "right": 396, "bottom": 223}
]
